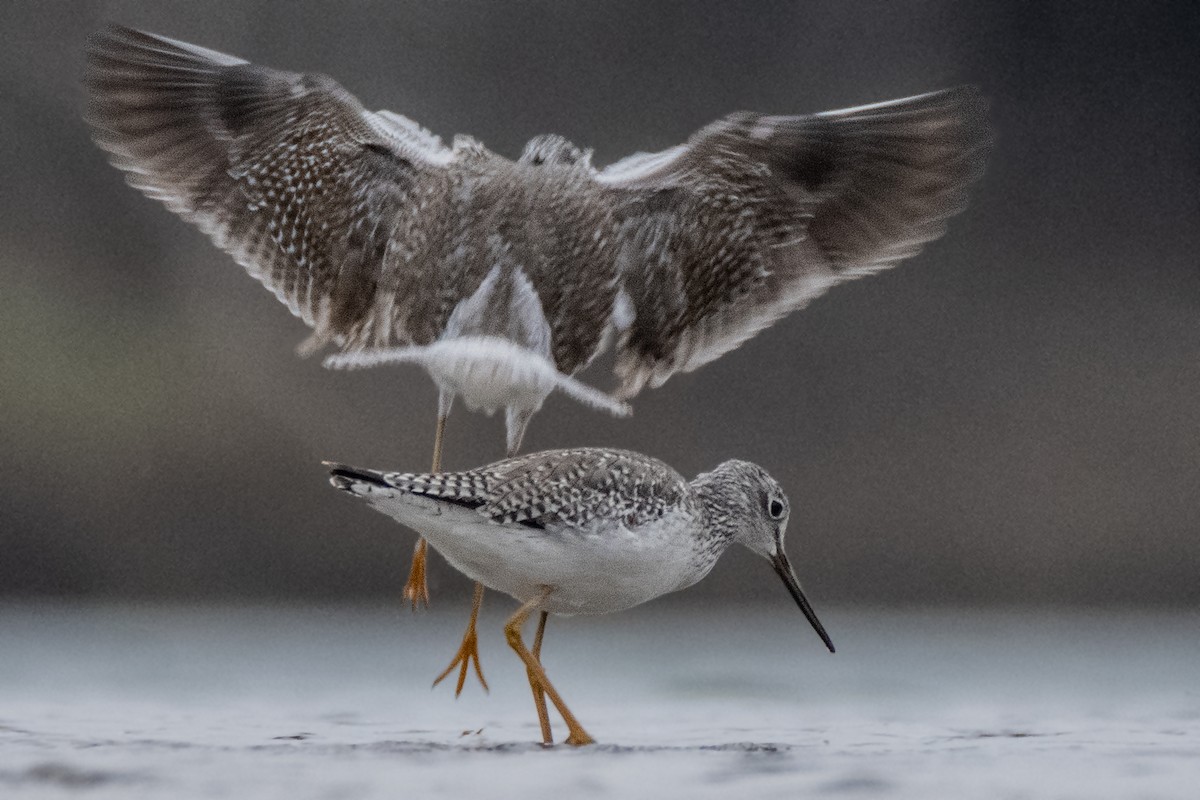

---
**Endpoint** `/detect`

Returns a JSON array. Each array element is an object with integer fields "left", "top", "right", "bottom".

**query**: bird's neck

[{"left": 689, "top": 470, "right": 746, "bottom": 564}]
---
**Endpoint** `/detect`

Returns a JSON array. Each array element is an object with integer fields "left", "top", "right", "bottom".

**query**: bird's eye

[
  {"left": 531, "top": 155, "right": 544, "bottom": 165},
  {"left": 768, "top": 498, "right": 785, "bottom": 519}
]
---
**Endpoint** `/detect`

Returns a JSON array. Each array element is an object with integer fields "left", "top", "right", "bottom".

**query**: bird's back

[
  {"left": 412, "top": 158, "right": 625, "bottom": 374},
  {"left": 372, "top": 447, "right": 694, "bottom": 529}
]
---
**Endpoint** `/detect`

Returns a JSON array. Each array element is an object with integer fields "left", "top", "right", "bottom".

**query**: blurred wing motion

[
  {"left": 87, "top": 24, "right": 990, "bottom": 408},
  {"left": 599, "top": 88, "right": 990, "bottom": 397},
  {"left": 85, "top": 25, "right": 456, "bottom": 351}
]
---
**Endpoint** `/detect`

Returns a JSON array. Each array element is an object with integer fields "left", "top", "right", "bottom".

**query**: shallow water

[{"left": 1, "top": 602, "right": 1197, "bottom": 798}]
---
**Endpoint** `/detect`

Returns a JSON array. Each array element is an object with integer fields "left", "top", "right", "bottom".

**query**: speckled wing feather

[
  {"left": 85, "top": 25, "right": 456, "bottom": 349},
  {"left": 374, "top": 448, "right": 692, "bottom": 528},
  {"left": 599, "top": 87, "right": 991, "bottom": 397}
]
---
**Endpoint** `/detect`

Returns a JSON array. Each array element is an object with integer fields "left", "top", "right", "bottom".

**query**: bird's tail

[
  {"left": 322, "top": 348, "right": 430, "bottom": 371},
  {"left": 553, "top": 372, "right": 632, "bottom": 417},
  {"left": 325, "top": 462, "right": 391, "bottom": 494}
]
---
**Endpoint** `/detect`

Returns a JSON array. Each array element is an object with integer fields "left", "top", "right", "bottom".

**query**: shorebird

[
  {"left": 327, "top": 447, "right": 835, "bottom": 745},
  {"left": 85, "top": 26, "right": 987, "bottom": 694}
]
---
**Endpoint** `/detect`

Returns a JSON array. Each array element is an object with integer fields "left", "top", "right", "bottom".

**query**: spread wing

[
  {"left": 85, "top": 25, "right": 459, "bottom": 350},
  {"left": 374, "top": 448, "right": 691, "bottom": 529},
  {"left": 597, "top": 87, "right": 991, "bottom": 397}
]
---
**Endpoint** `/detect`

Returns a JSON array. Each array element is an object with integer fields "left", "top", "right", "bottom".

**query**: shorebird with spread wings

[{"left": 86, "top": 25, "right": 989, "bottom": 696}]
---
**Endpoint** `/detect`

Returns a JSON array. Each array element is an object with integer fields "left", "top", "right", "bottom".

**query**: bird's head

[
  {"left": 699, "top": 460, "right": 835, "bottom": 653},
  {"left": 519, "top": 134, "right": 593, "bottom": 170}
]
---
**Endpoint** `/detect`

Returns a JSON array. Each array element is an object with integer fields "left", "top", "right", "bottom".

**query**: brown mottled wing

[
  {"left": 598, "top": 87, "right": 991, "bottom": 397},
  {"left": 520, "top": 174, "right": 624, "bottom": 374},
  {"left": 383, "top": 448, "right": 691, "bottom": 529},
  {"left": 85, "top": 25, "right": 455, "bottom": 348}
]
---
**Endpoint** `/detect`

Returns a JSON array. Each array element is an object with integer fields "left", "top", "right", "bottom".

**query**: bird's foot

[
  {"left": 564, "top": 729, "right": 597, "bottom": 747},
  {"left": 521, "top": 664, "right": 593, "bottom": 746},
  {"left": 403, "top": 539, "right": 430, "bottom": 610},
  {"left": 525, "top": 666, "right": 595, "bottom": 748},
  {"left": 433, "top": 617, "right": 489, "bottom": 697},
  {"left": 433, "top": 583, "right": 488, "bottom": 696},
  {"left": 505, "top": 589, "right": 596, "bottom": 747}
]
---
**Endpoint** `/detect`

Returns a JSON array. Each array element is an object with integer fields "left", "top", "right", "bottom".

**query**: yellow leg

[
  {"left": 402, "top": 539, "right": 429, "bottom": 610},
  {"left": 432, "top": 581, "right": 489, "bottom": 695},
  {"left": 402, "top": 413, "right": 447, "bottom": 610},
  {"left": 528, "top": 611, "right": 552, "bottom": 744},
  {"left": 505, "top": 590, "right": 595, "bottom": 746},
  {"left": 430, "top": 412, "right": 447, "bottom": 473}
]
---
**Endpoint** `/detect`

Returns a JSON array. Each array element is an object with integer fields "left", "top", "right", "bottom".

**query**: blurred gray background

[{"left": 2, "top": 0, "right": 1197, "bottom": 607}]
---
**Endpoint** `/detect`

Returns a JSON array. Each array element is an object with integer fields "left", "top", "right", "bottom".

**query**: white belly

[
  {"left": 424, "top": 337, "right": 555, "bottom": 414},
  {"left": 377, "top": 493, "right": 708, "bottom": 615}
]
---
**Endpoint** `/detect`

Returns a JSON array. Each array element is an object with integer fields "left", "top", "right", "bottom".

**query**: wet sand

[{"left": 2, "top": 603, "right": 1197, "bottom": 798}]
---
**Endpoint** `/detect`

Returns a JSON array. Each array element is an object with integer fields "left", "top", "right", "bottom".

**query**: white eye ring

[{"left": 767, "top": 498, "right": 786, "bottom": 519}]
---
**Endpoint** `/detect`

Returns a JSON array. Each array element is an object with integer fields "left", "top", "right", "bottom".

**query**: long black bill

[{"left": 771, "top": 551, "right": 835, "bottom": 653}]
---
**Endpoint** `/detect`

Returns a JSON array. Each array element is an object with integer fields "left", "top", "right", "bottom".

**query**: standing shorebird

[
  {"left": 85, "top": 26, "right": 987, "bottom": 693},
  {"left": 328, "top": 447, "right": 835, "bottom": 745}
]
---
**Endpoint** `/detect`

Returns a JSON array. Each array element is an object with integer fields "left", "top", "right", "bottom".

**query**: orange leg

[
  {"left": 505, "top": 589, "right": 594, "bottom": 746},
  {"left": 402, "top": 539, "right": 430, "bottom": 610},
  {"left": 402, "top": 413, "right": 447, "bottom": 609},
  {"left": 527, "top": 611, "right": 552, "bottom": 744},
  {"left": 432, "top": 581, "right": 489, "bottom": 695}
]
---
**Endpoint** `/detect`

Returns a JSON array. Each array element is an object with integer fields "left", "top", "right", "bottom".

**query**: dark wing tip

[
  {"left": 327, "top": 464, "right": 391, "bottom": 493},
  {"left": 607, "top": 86, "right": 994, "bottom": 397},
  {"left": 86, "top": 23, "right": 145, "bottom": 52},
  {"left": 790, "top": 84, "right": 993, "bottom": 275},
  {"left": 927, "top": 84, "right": 994, "bottom": 181}
]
